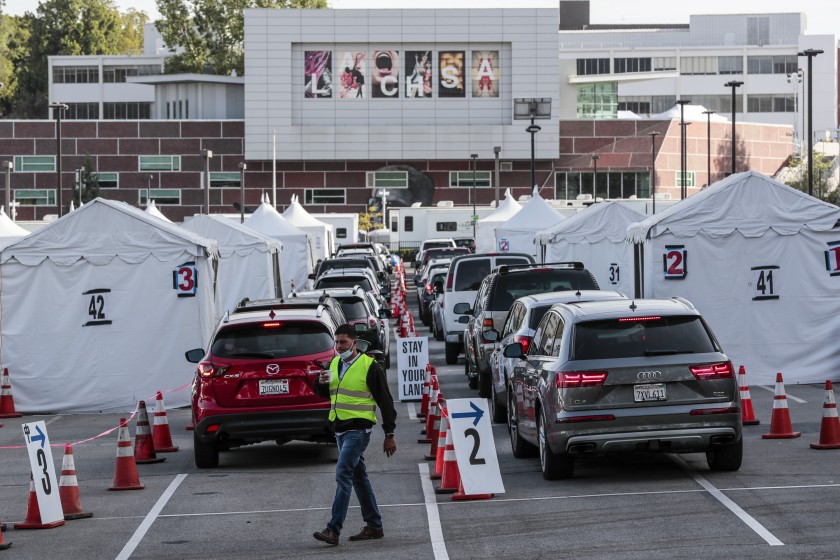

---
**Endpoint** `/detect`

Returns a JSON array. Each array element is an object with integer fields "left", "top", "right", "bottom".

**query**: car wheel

[
  {"left": 477, "top": 367, "right": 492, "bottom": 398},
  {"left": 490, "top": 382, "right": 506, "bottom": 424},
  {"left": 194, "top": 431, "right": 219, "bottom": 469},
  {"left": 435, "top": 323, "right": 444, "bottom": 341},
  {"left": 706, "top": 437, "right": 743, "bottom": 471},
  {"left": 508, "top": 390, "right": 536, "bottom": 458},
  {"left": 444, "top": 342, "right": 459, "bottom": 365},
  {"left": 538, "top": 411, "right": 573, "bottom": 480}
]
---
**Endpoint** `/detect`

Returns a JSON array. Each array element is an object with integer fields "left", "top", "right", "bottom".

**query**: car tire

[
  {"left": 477, "top": 368, "right": 492, "bottom": 399},
  {"left": 445, "top": 342, "right": 459, "bottom": 365},
  {"left": 194, "top": 431, "right": 219, "bottom": 469},
  {"left": 508, "top": 390, "right": 536, "bottom": 458},
  {"left": 538, "top": 411, "right": 573, "bottom": 480},
  {"left": 490, "top": 383, "right": 506, "bottom": 424},
  {"left": 706, "top": 437, "right": 743, "bottom": 471},
  {"left": 434, "top": 323, "right": 444, "bottom": 341}
]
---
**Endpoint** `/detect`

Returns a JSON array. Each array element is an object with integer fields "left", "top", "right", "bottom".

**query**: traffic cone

[
  {"left": 738, "top": 366, "right": 760, "bottom": 425},
  {"left": 424, "top": 396, "right": 444, "bottom": 460},
  {"left": 435, "top": 428, "right": 459, "bottom": 494},
  {"left": 420, "top": 377, "right": 439, "bottom": 443},
  {"left": 152, "top": 391, "right": 179, "bottom": 452},
  {"left": 452, "top": 479, "right": 493, "bottom": 501},
  {"left": 431, "top": 408, "right": 448, "bottom": 480},
  {"left": 762, "top": 372, "right": 801, "bottom": 439},
  {"left": 59, "top": 445, "right": 93, "bottom": 520},
  {"left": 0, "top": 518, "right": 9, "bottom": 550},
  {"left": 0, "top": 368, "right": 22, "bottom": 418},
  {"left": 15, "top": 476, "right": 65, "bottom": 529},
  {"left": 109, "top": 418, "right": 144, "bottom": 490},
  {"left": 811, "top": 380, "right": 840, "bottom": 449},
  {"left": 134, "top": 401, "right": 166, "bottom": 464},
  {"left": 419, "top": 364, "right": 432, "bottom": 420}
]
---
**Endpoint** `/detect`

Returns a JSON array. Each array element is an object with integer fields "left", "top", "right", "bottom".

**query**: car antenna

[
  {"left": 629, "top": 300, "right": 637, "bottom": 311},
  {"left": 575, "top": 289, "right": 582, "bottom": 297}
]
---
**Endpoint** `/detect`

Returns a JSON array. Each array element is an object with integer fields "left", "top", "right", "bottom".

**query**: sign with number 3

[{"left": 173, "top": 261, "right": 198, "bottom": 297}]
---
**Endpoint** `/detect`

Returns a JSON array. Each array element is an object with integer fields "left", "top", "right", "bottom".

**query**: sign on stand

[
  {"left": 21, "top": 420, "right": 64, "bottom": 525},
  {"left": 446, "top": 398, "right": 505, "bottom": 495},
  {"left": 396, "top": 336, "right": 428, "bottom": 401}
]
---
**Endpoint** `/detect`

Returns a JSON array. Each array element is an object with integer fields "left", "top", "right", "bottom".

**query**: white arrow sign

[
  {"left": 21, "top": 421, "right": 64, "bottom": 525},
  {"left": 446, "top": 398, "right": 505, "bottom": 495}
]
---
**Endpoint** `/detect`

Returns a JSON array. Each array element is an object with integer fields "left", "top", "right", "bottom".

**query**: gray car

[{"left": 503, "top": 298, "right": 742, "bottom": 480}]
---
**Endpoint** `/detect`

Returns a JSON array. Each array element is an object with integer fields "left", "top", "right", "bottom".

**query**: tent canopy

[
  {"left": 538, "top": 201, "right": 646, "bottom": 245},
  {"left": 478, "top": 189, "right": 522, "bottom": 224},
  {"left": 0, "top": 207, "right": 30, "bottom": 237},
  {"left": 182, "top": 214, "right": 283, "bottom": 257},
  {"left": 650, "top": 103, "right": 730, "bottom": 123},
  {"left": 282, "top": 194, "right": 333, "bottom": 259},
  {"left": 283, "top": 194, "right": 332, "bottom": 228},
  {"left": 245, "top": 201, "right": 314, "bottom": 293},
  {"left": 496, "top": 188, "right": 564, "bottom": 234},
  {"left": 144, "top": 200, "right": 172, "bottom": 222}
]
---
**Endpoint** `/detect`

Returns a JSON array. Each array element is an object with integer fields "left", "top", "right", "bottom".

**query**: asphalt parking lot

[{"left": 2, "top": 292, "right": 840, "bottom": 559}]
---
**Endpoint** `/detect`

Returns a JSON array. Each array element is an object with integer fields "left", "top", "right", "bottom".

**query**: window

[
  {"left": 102, "top": 64, "right": 161, "bottom": 83},
  {"left": 449, "top": 171, "right": 491, "bottom": 188},
  {"left": 436, "top": 222, "right": 457, "bottom": 232},
  {"left": 576, "top": 82, "right": 617, "bottom": 119},
  {"left": 52, "top": 66, "right": 99, "bottom": 84},
  {"left": 680, "top": 56, "right": 718, "bottom": 75},
  {"left": 613, "top": 58, "right": 651, "bottom": 74},
  {"left": 718, "top": 56, "right": 743, "bottom": 75},
  {"left": 104, "top": 102, "right": 152, "bottom": 119},
  {"left": 65, "top": 103, "right": 99, "bottom": 120},
  {"left": 651, "top": 96, "right": 676, "bottom": 113},
  {"left": 15, "top": 189, "right": 56, "bottom": 206},
  {"left": 404, "top": 216, "right": 413, "bottom": 232},
  {"left": 367, "top": 171, "right": 408, "bottom": 189},
  {"left": 304, "top": 189, "right": 345, "bottom": 205},
  {"left": 138, "top": 189, "right": 181, "bottom": 205},
  {"left": 95, "top": 172, "right": 119, "bottom": 189},
  {"left": 747, "top": 94, "right": 794, "bottom": 113},
  {"left": 573, "top": 316, "right": 717, "bottom": 360},
  {"left": 210, "top": 172, "right": 241, "bottom": 189},
  {"left": 139, "top": 156, "right": 180, "bottom": 172},
  {"left": 618, "top": 97, "right": 651, "bottom": 114},
  {"left": 336, "top": 228, "right": 348, "bottom": 239},
  {"left": 747, "top": 16, "right": 770, "bottom": 46},
  {"left": 676, "top": 171, "right": 696, "bottom": 188},
  {"left": 555, "top": 171, "right": 648, "bottom": 200},
  {"left": 500, "top": 161, "right": 513, "bottom": 172},
  {"left": 653, "top": 57, "right": 676, "bottom": 71},
  {"left": 13, "top": 156, "right": 55, "bottom": 172},
  {"left": 454, "top": 258, "right": 491, "bottom": 291},
  {"left": 576, "top": 58, "right": 610, "bottom": 75},
  {"left": 213, "top": 322, "right": 333, "bottom": 359},
  {"left": 747, "top": 55, "right": 797, "bottom": 75}
]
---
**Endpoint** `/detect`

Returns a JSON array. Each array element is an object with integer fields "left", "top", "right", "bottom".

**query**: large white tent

[
  {"left": 494, "top": 189, "right": 564, "bottom": 260},
  {"left": 0, "top": 206, "right": 30, "bottom": 249},
  {"left": 183, "top": 214, "right": 284, "bottom": 315},
  {"left": 0, "top": 198, "right": 219, "bottom": 413},
  {"left": 475, "top": 189, "right": 522, "bottom": 253},
  {"left": 537, "top": 201, "right": 645, "bottom": 296},
  {"left": 627, "top": 171, "right": 840, "bottom": 384},
  {"left": 283, "top": 194, "right": 334, "bottom": 261},
  {"left": 245, "top": 201, "right": 314, "bottom": 293},
  {"left": 144, "top": 200, "right": 172, "bottom": 222}
]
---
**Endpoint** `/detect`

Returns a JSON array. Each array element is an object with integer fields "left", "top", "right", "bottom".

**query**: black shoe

[
  {"left": 313, "top": 527, "right": 339, "bottom": 545},
  {"left": 348, "top": 526, "right": 384, "bottom": 541}
]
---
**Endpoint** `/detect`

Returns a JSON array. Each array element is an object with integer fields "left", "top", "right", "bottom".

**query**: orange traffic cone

[
  {"left": 762, "top": 372, "right": 801, "bottom": 439},
  {"left": 109, "top": 418, "right": 144, "bottom": 490},
  {"left": 419, "top": 364, "right": 432, "bottom": 420},
  {"left": 424, "top": 396, "right": 444, "bottom": 461},
  {"left": 15, "top": 476, "right": 65, "bottom": 529},
  {"left": 0, "top": 368, "right": 22, "bottom": 418},
  {"left": 431, "top": 408, "right": 448, "bottom": 480},
  {"left": 435, "top": 428, "right": 459, "bottom": 495},
  {"left": 738, "top": 366, "right": 760, "bottom": 425},
  {"left": 420, "top": 377, "right": 439, "bottom": 443},
  {"left": 135, "top": 401, "right": 166, "bottom": 464},
  {"left": 152, "top": 392, "right": 179, "bottom": 453},
  {"left": 59, "top": 445, "right": 93, "bottom": 520},
  {"left": 811, "top": 380, "right": 840, "bottom": 450},
  {"left": 0, "top": 518, "right": 9, "bottom": 549},
  {"left": 452, "top": 479, "right": 493, "bottom": 501}
]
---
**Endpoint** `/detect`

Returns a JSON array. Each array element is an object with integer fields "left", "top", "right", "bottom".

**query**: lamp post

[
  {"left": 591, "top": 154, "right": 600, "bottom": 198},
  {"left": 380, "top": 189, "right": 390, "bottom": 229},
  {"left": 49, "top": 102, "right": 69, "bottom": 216},
  {"left": 75, "top": 168, "right": 83, "bottom": 207},
  {"left": 202, "top": 149, "right": 213, "bottom": 214},
  {"left": 648, "top": 131, "right": 659, "bottom": 214},
  {"left": 724, "top": 81, "right": 743, "bottom": 176},
  {"left": 2, "top": 160, "right": 12, "bottom": 213},
  {"left": 493, "top": 146, "right": 501, "bottom": 206},
  {"left": 470, "top": 153, "right": 478, "bottom": 239},
  {"left": 675, "top": 99, "right": 690, "bottom": 199},
  {"left": 146, "top": 174, "right": 154, "bottom": 206},
  {"left": 271, "top": 129, "right": 277, "bottom": 208},
  {"left": 798, "top": 49, "right": 823, "bottom": 196},
  {"left": 514, "top": 97, "right": 552, "bottom": 191},
  {"left": 238, "top": 162, "right": 247, "bottom": 223},
  {"left": 787, "top": 69, "right": 803, "bottom": 155},
  {"left": 702, "top": 110, "right": 715, "bottom": 186}
]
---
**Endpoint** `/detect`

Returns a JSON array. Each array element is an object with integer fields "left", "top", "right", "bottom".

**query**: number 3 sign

[
  {"left": 663, "top": 245, "right": 687, "bottom": 280},
  {"left": 173, "top": 261, "right": 198, "bottom": 297}
]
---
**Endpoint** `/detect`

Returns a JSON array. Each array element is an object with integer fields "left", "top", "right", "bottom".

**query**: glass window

[
  {"left": 314, "top": 276, "right": 373, "bottom": 292},
  {"left": 336, "top": 228, "right": 348, "bottom": 239},
  {"left": 436, "top": 222, "right": 457, "bottom": 232},
  {"left": 454, "top": 258, "right": 491, "bottom": 291},
  {"left": 572, "top": 316, "right": 717, "bottom": 360},
  {"left": 613, "top": 58, "right": 651, "bottom": 74},
  {"left": 676, "top": 171, "right": 696, "bottom": 188},
  {"left": 490, "top": 270, "right": 599, "bottom": 311},
  {"left": 576, "top": 82, "right": 617, "bottom": 119},
  {"left": 338, "top": 299, "right": 369, "bottom": 321},
  {"left": 210, "top": 172, "right": 241, "bottom": 189},
  {"left": 65, "top": 103, "right": 99, "bottom": 120},
  {"left": 607, "top": 172, "right": 622, "bottom": 199},
  {"left": 139, "top": 155, "right": 181, "bottom": 172},
  {"left": 138, "top": 189, "right": 181, "bottom": 205},
  {"left": 367, "top": 171, "right": 408, "bottom": 189},
  {"left": 718, "top": 56, "right": 743, "bottom": 75},
  {"left": 95, "top": 172, "right": 118, "bottom": 189},
  {"left": 304, "top": 189, "right": 345, "bottom": 204},
  {"left": 576, "top": 58, "right": 610, "bottom": 75},
  {"left": 449, "top": 171, "right": 491, "bottom": 188},
  {"left": 747, "top": 56, "right": 773, "bottom": 75},
  {"left": 653, "top": 57, "right": 676, "bottom": 71},
  {"left": 651, "top": 96, "right": 676, "bottom": 113},
  {"left": 680, "top": 56, "right": 717, "bottom": 75},
  {"left": 212, "top": 322, "right": 333, "bottom": 359},
  {"left": 404, "top": 216, "right": 413, "bottom": 232},
  {"left": 528, "top": 305, "right": 552, "bottom": 330},
  {"left": 594, "top": 171, "right": 607, "bottom": 199},
  {"left": 14, "top": 189, "right": 56, "bottom": 206},
  {"left": 747, "top": 16, "right": 770, "bottom": 46},
  {"left": 13, "top": 156, "right": 55, "bottom": 172}
]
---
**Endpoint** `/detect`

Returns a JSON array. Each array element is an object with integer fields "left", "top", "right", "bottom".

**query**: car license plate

[
  {"left": 259, "top": 379, "right": 289, "bottom": 396},
  {"left": 634, "top": 383, "right": 666, "bottom": 402}
]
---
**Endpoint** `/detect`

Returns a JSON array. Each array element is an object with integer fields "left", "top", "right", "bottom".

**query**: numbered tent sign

[
  {"left": 608, "top": 262, "right": 620, "bottom": 285},
  {"left": 825, "top": 241, "right": 840, "bottom": 277},
  {"left": 396, "top": 336, "right": 428, "bottom": 401},
  {"left": 21, "top": 421, "right": 64, "bottom": 525},
  {"left": 83, "top": 288, "right": 112, "bottom": 327},
  {"left": 663, "top": 245, "right": 687, "bottom": 280},
  {"left": 447, "top": 398, "right": 505, "bottom": 495},
  {"left": 173, "top": 261, "right": 198, "bottom": 297},
  {"left": 498, "top": 239, "right": 509, "bottom": 252},
  {"left": 752, "top": 265, "right": 780, "bottom": 301}
]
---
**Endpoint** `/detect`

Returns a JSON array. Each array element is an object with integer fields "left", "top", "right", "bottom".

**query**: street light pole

[
  {"left": 798, "top": 49, "right": 823, "bottom": 196},
  {"left": 648, "top": 131, "right": 659, "bottom": 214},
  {"left": 676, "top": 99, "right": 690, "bottom": 199},
  {"left": 514, "top": 97, "right": 552, "bottom": 193},
  {"left": 591, "top": 154, "right": 599, "bottom": 198},
  {"left": 787, "top": 69, "right": 803, "bottom": 155},
  {"left": 470, "top": 154, "right": 478, "bottom": 239},
  {"left": 724, "top": 81, "right": 743, "bottom": 176},
  {"left": 76, "top": 168, "right": 83, "bottom": 207},
  {"left": 2, "top": 160, "right": 12, "bottom": 213},
  {"left": 146, "top": 174, "right": 154, "bottom": 206},
  {"left": 493, "top": 146, "right": 501, "bottom": 207},
  {"left": 702, "top": 110, "right": 715, "bottom": 186},
  {"left": 380, "top": 189, "right": 389, "bottom": 229},
  {"left": 202, "top": 149, "right": 213, "bottom": 214},
  {"left": 238, "top": 162, "right": 247, "bottom": 223},
  {"left": 49, "top": 102, "right": 69, "bottom": 216},
  {"left": 526, "top": 120, "right": 541, "bottom": 190},
  {"left": 272, "top": 129, "right": 277, "bottom": 208}
]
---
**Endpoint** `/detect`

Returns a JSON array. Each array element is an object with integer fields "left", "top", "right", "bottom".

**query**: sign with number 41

[
  {"left": 21, "top": 421, "right": 64, "bottom": 526},
  {"left": 446, "top": 398, "right": 505, "bottom": 495}
]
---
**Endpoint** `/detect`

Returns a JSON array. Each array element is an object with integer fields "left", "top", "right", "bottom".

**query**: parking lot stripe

[
  {"left": 419, "top": 462, "right": 450, "bottom": 560},
  {"left": 115, "top": 474, "right": 187, "bottom": 560},
  {"left": 670, "top": 455, "right": 783, "bottom": 546},
  {"left": 406, "top": 402, "right": 418, "bottom": 420},
  {"left": 757, "top": 384, "right": 806, "bottom": 403}
]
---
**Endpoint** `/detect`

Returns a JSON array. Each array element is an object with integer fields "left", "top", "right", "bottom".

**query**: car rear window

[
  {"left": 423, "top": 241, "right": 455, "bottom": 251},
  {"left": 320, "top": 259, "right": 371, "bottom": 274},
  {"left": 315, "top": 276, "right": 373, "bottom": 292},
  {"left": 490, "top": 270, "right": 598, "bottom": 311},
  {"left": 422, "top": 248, "right": 469, "bottom": 266},
  {"left": 212, "top": 322, "right": 334, "bottom": 359},
  {"left": 454, "top": 258, "right": 491, "bottom": 291},
  {"left": 572, "top": 316, "right": 718, "bottom": 360},
  {"left": 528, "top": 305, "right": 552, "bottom": 329},
  {"left": 338, "top": 299, "right": 368, "bottom": 320}
]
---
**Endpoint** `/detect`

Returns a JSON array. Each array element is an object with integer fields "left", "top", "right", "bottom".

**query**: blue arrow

[
  {"left": 452, "top": 401, "right": 484, "bottom": 427},
  {"left": 31, "top": 425, "right": 46, "bottom": 448}
]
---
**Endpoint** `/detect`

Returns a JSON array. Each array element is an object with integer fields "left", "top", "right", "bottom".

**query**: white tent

[
  {"left": 537, "top": 201, "right": 645, "bottom": 296},
  {"left": 650, "top": 104, "right": 729, "bottom": 123},
  {"left": 283, "top": 194, "right": 334, "bottom": 261},
  {"left": 475, "top": 189, "right": 523, "bottom": 253},
  {"left": 245, "top": 201, "right": 314, "bottom": 294},
  {"left": 494, "top": 188, "right": 564, "bottom": 260},
  {"left": 144, "top": 200, "right": 172, "bottom": 222},
  {"left": 0, "top": 198, "right": 219, "bottom": 413},
  {"left": 627, "top": 170, "right": 840, "bottom": 384},
  {"left": 183, "top": 214, "right": 284, "bottom": 315},
  {"left": 0, "top": 207, "right": 30, "bottom": 250}
]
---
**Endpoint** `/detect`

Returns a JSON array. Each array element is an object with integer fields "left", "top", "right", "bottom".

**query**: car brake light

[
  {"left": 482, "top": 318, "right": 493, "bottom": 328},
  {"left": 198, "top": 361, "right": 229, "bottom": 378},
  {"left": 262, "top": 322, "right": 282, "bottom": 328},
  {"left": 445, "top": 272, "right": 454, "bottom": 291},
  {"left": 556, "top": 371, "right": 608, "bottom": 388},
  {"left": 206, "top": 424, "right": 220, "bottom": 433},
  {"left": 618, "top": 316, "right": 661, "bottom": 322},
  {"left": 425, "top": 284, "right": 434, "bottom": 293},
  {"left": 513, "top": 335, "right": 532, "bottom": 355},
  {"left": 690, "top": 361, "right": 734, "bottom": 380}
]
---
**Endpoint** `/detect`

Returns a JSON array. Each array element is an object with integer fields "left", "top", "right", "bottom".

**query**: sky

[{"left": 3, "top": 0, "right": 839, "bottom": 36}]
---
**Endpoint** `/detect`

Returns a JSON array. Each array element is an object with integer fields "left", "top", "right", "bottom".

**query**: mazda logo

[
  {"left": 266, "top": 364, "right": 280, "bottom": 375},
  {"left": 636, "top": 371, "right": 662, "bottom": 381}
]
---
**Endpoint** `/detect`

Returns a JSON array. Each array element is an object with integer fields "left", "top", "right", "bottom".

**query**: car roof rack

[
  {"left": 233, "top": 297, "right": 331, "bottom": 314},
  {"left": 496, "top": 261, "right": 585, "bottom": 275}
]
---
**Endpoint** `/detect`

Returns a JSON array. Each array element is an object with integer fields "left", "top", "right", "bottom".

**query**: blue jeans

[{"left": 328, "top": 430, "right": 382, "bottom": 536}]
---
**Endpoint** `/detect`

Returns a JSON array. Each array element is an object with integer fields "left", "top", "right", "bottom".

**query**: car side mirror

[
  {"left": 483, "top": 329, "right": 499, "bottom": 342},
  {"left": 458, "top": 315, "right": 470, "bottom": 324},
  {"left": 378, "top": 308, "right": 392, "bottom": 319},
  {"left": 185, "top": 348, "right": 204, "bottom": 363},
  {"left": 453, "top": 302, "right": 471, "bottom": 314},
  {"left": 503, "top": 343, "right": 524, "bottom": 359}
]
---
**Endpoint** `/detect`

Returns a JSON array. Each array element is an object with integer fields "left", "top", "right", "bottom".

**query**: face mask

[{"left": 339, "top": 347, "right": 353, "bottom": 360}]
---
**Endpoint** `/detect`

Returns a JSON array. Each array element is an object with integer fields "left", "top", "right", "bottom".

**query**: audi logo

[
  {"left": 636, "top": 371, "right": 662, "bottom": 381},
  {"left": 266, "top": 364, "right": 280, "bottom": 375}
]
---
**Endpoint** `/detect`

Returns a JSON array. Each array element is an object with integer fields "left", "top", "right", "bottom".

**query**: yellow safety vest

[{"left": 328, "top": 354, "right": 378, "bottom": 424}]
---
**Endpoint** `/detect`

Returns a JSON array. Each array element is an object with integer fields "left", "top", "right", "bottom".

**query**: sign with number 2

[{"left": 663, "top": 246, "right": 687, "bottom": 280}]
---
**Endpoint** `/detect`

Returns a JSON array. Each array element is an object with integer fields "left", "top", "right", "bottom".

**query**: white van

[{"left": 441, "top": 252, "right": 534, "bottom": 364}]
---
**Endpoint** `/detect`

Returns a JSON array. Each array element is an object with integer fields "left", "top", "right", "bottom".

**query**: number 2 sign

[
  {"left": 825, "top": 241, "right": 840, "bottom": 277},
  {"left": 173, "top": 261, "right": 198, "bottom": 297},
  {"left": 663, "top": 246, "right": 687, "bottom": 280}
]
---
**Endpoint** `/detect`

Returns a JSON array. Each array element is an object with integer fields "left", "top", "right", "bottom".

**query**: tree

[
  {"left": 358, "top": 206, "right": 382, "bottom": 233},
  {"left": 155, "top": 0, "right": 328, "bottom": 77},
  {"left": 73, "top": 156, "right": 101, "bottom": 205},
  {"left": 784, "top": 150, "right": 834, "bottom": 200},
  {"left": 0, "top": 14, "right": 29, "bottom": 117}
]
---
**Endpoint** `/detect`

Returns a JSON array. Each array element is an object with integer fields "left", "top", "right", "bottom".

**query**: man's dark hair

[{"left": 335, "top": 324, "right": 357, "bottom": 339}]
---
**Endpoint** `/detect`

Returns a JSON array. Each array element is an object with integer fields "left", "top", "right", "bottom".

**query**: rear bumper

[{"left": 195, "top": 409, "right": 332, "bottom": 445}]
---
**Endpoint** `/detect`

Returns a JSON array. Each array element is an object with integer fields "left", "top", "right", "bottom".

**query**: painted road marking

[
  {"left": 115, "top": 474, "right": 188, "bottom": 560},
  {"left": 757, "top": 384, "right": 806, "bottom": 403},
  {"left": 419, "top": 462, "right": 449, "bottom": 560}
]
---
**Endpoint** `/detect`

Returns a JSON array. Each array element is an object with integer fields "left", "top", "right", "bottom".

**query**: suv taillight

[
  {"left": 556, "top": 371, "right": 608, "bottom": 389},
  {"left": 513, "top": 335, "right": 532, "bottom": 355},
  {"left": 689, "top": 361, "right": 734, "bottom": 380},
  {"left": 198, "top": 361, "right": 229, "bottom": 378},
  {"left": 425, "top": 284, "right": 434, "bottom": 294},
  {"left": 446, "top": 272, "right": 454, "bottom": 292}
]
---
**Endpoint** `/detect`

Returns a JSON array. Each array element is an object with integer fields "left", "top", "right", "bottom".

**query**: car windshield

[
  {"left": 454, "top": 258, "right": 491, "bottom": 291},
  {"left": 572, "top": 316, "right": 717, "bottom": 360},
  {"left": 212, "top": 322, "right": 334, "bottom": 359},
  {"left": 315, "top": 276, "right": 373, "bottom": 292},
  {"left": 528, "top": 305, "right": 552, "bottom": 329},
  {"left": 338, "top": 299, "right": 368, "bottom": 320},
  {"left": 490, "top": 270, "right": 598, "bottom": 311},
  {"left": 320, "top": 259, "right": 371, "bottom": 273}
]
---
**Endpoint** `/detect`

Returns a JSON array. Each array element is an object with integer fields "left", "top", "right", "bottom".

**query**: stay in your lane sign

[{"left": 396, "top": 336, "right": 428, "bottom": 401}]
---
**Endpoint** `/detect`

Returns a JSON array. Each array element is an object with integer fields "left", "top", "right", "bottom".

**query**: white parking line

[
  {"left": 418, "top": 463, "right": 449, "bottom": 560},
  {"left": 669, "top": 455, "right": 783, "bottom": 546},
  {"left": 406, "top": 402, "right": 418, "bottom": 421},
  {"left": 757, "top": 384, "right": 807, "bottom": 403},
  {"left": 115, "top": 474, "right": 188, "bottom": 560}
]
